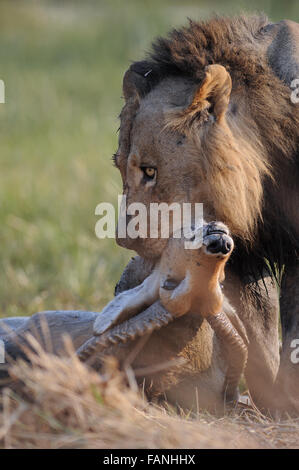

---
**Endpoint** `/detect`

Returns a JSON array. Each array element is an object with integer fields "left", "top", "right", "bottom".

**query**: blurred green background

[{"left": 0, "top": 0, "right": 298, "bottom": 317}]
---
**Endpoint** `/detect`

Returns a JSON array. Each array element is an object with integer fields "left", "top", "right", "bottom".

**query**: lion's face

[
  {"left": 115, "top": 66, "right": 268, "bottom": 259},
  {"left": 115, "top": 78, "right": 212, "bottom": 259}
]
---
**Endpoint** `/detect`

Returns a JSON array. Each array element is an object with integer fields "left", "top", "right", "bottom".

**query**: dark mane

[
  {"left": 132, "top": 15, "right": 299, "bottom": 165},
  {"left": 149, "top": 15, "right": 269, "bottom": 81},
  {"left": 124, "top": 15, "right": 299, "bottom": 280}
]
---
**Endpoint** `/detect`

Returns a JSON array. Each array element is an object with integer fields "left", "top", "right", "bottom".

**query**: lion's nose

[{"left": 205, "top": 234, "right": 233, "bottom": 255}]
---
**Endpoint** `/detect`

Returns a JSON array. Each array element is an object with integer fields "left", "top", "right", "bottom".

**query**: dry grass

[{"left": 0, "top": 337, "right": 299, "bottom": 449}]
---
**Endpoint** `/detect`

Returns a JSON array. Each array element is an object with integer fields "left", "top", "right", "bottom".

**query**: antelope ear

[
  {"left": 123, "top": 60, "right": 154, "bottom": 101},
  {"left": 186, "top": 64, "right": 232, "bottom": 124},
  {"left": 93, "top": 269, "right": 160, "bottom": 335}
]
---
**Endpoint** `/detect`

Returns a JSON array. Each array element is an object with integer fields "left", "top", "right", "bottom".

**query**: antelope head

[{"left": 77, "top": 221, "right": 247, "bottom": 400}]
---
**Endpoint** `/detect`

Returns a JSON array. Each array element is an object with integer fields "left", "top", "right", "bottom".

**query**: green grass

[{"left": 0, "top": 0, "right": 297, "bottom": 317}]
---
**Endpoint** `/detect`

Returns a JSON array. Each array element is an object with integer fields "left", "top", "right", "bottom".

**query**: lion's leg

[
  {"left": 275, "top": 264, "right": 299, "bottom": 414},
  {"left": 223, "top": 269, "right": 280, "bottom": 411},
  {"left": 115, "top": 256, "right": 155, "bottom": 295}
]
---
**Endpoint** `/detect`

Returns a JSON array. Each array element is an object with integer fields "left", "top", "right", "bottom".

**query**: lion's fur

[
  {"left": 140, "top": 15, "right": 299, "bottom": 163},
  {"left": 164, "top": 96, "right": 271, "bottom": 244},
  {"left": 119, "top": 15, "right": 299, "bottom": 278}
]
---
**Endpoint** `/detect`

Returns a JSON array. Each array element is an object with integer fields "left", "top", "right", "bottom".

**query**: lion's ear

[
  {"left": 123, "top": 61, "right": 155, "bottom": 101},
  {"left": 186, "top": 65, "right": 232, "bottom": 124}
]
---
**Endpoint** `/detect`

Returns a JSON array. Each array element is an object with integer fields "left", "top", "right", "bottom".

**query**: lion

[{"left": 113, "top": 15, "right": 299, "bottom": 414}]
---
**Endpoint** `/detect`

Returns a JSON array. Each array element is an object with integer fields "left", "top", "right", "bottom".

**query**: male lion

[{"left": 114, "top": 15, "right": 299, "bottom": 414}]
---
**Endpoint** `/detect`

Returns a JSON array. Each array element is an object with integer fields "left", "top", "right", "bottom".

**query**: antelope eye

[{"left": 141, "top": 167, "right": 156, "bottom": 180}]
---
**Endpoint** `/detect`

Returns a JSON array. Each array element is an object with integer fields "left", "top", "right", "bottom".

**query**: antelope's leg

[
  {"left": 93, "top": 268, "right": 160, "bottom": 335},
  {"left": 207, "top": 311, "right": 248, "bottom": 401}
]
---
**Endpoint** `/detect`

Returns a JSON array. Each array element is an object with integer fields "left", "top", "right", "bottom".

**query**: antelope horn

[
  {"left": 77, "top": 301, "right": 174, "bottom": 363},
  {"left": 207, "top": 311, "right": 248, "bottom": 401}
]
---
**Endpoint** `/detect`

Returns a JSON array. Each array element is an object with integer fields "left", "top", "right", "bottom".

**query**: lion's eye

[{"left": 141, "top": 167, "right": 156, "bottom": 180}]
